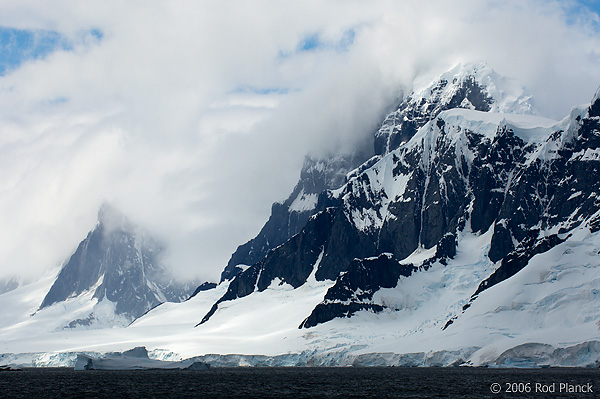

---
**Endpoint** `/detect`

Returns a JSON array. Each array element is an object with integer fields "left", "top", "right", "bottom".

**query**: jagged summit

[
  {"left": 420, "top": 62, "right": 535, "bottom": 114},
  {"left": 219, "top": 63, "right": 533, "bottom": 284},
  {"left": 39, "top": 203, "right": 195, "bottom": 328},
  {"left": 374, "top": 62, "right": 535, "bottom": 155}
]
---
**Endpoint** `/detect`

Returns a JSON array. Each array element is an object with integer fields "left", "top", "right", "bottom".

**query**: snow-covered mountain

[
  {"left": 2, "top": 63, "right": 600, "bottom": 368},
  {"left": 221, "top": 62, "right": 534, "bottom": 281},
  {"left": 38, "top": 203, "right": 196, "bottom": 328},
  {"left": 188, "top": 71, "right": 599, "bottom": 365},
  {"left": 199, "top": 62, "right": 545, "bottom": 325}
]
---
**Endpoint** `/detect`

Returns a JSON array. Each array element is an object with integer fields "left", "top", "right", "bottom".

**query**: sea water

[{"left": 0, "top": 367, "right": 598, "bottom": 398}]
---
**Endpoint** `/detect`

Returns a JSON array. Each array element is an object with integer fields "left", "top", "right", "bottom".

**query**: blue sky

[
  {"left": 0, "top": 0, "right": 596, "bottom": 78},
  {"left": 274, "top": 27, "right": 355, "bottom": 62},
  {"left": 296, "top": 29, "right": 355, "bottom": 52},
  {"left": 0, "top": 27, "right": 102, "bottom": 75},
  {"left": 580, "top": 0, "right": 600, "bottom": 14}
]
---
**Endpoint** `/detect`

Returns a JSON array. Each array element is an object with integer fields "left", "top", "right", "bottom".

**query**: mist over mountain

[
  {"left": 1, "top": 1, "right": 600, "bottom": 285},
  {"left": 39, "top": 203, "right": 196, "bottom": 328},
  {"left": 3, "top": 62, "right": 599, "bottom": 369},
  {"left": 199, "top": 62, "right": 552, "bottom": 326},
  {"left": 1, "top": 0, "right": 600, "bottom": 370},
  {"left": 185, "top": 63, "right": 600, "bottom": 367}
]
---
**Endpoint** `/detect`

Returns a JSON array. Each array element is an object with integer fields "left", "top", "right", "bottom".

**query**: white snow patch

[
  {"left": 306, "top": 248, "right": 325, "bottom": 285},
  {"left": 236, "top": 264, "right": 251, "bottom": 273},
  {"left": 399, "top": 246, "right": 437, "bottom": 265},
  {"left": 580, "top": 148, "right": 600, "bottom": 161},
  {"left": 289, "top": 189, "right": 318, "bottom": 212},
  {"left": 567, "top": 191, "right": 583, "bottom": 201},
  {"left": 438, "top": 108, "right": 557, "bottom": 143}
]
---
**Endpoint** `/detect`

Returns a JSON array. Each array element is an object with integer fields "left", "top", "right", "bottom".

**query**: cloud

[{"left": 0, "top": 0, "right": 599, "bottom": 283}]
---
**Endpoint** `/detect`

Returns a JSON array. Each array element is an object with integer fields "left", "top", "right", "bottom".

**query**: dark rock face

[
  {"left": 300, "top": 254, "right": 416, "bottom": 328},
  {"left": 40, "top": 204, "right": 194, "bottom": 324},
  {"left": 188, "top": 282, "right": 218, "bottom": 300},
  {"left": 487, "top": 108, "right": 600, "bottom": 263},
  {"left": 444, "top": 99, "right": 600, "bottom": 329},
  {"left": 220, "top": 152, "right": 371, "bottom": 282},
  {"left": 588, "top": 90, "right": 600, "bottom": 118}
]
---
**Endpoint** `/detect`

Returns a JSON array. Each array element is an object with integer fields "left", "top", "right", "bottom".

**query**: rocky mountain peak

[
  {"left": 39, "top": 204, "right": 195, "bottom": 328},
  {"left": 374, "top": 62, "right": 535, "bottom": 155}
]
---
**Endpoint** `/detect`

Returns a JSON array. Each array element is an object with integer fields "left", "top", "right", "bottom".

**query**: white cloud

[{"left": 0, "top": 0, "right": 599, "bottom": 283}]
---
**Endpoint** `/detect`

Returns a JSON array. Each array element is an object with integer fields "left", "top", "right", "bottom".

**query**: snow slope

[{"left": 1, "top": 224, "right": 599, "bottom": 367}]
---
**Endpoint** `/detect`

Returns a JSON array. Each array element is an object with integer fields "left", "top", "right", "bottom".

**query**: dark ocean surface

[{"left": 0, "top": 367, "right": 598, "bottom": 398}]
